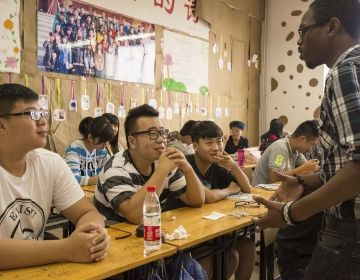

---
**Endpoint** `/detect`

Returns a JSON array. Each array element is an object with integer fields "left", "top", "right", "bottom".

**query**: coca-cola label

[{"left": 144, "top": 225, "right": 161, "bottom": 241}]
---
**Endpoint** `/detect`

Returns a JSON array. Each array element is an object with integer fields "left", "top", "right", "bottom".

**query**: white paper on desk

[
  {"left": 203, "top": 212, "right": 226, "bottom": 220},
  {"left": 255, "top": 183, "right": 280, "bottom": 191},
  {"left": 165, "top": 225, "right": 189, "bottom": 241},
  {"left": 227, "top": 192, "right": 254, "bottom": 201}
]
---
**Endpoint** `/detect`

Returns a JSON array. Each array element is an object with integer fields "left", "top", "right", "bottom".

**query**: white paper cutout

[
  {"left": 224, "top": 107, "right": 230, "bottom": 117},
  {"left": 148, "top": 98, "right": 157, "bottom": 109},
  {"left": 95, "top": 107, "right": 103, "bottom": 117},
  {"left": 69, "top": 100, "right": 77, "bottom": 112},
  {"left": 166, "top": 107, "right": 173, "bottom": 120},
  {"left": 53, "top": 109, "right": 66, "bottom": 121},
  {"left": 215, "top": 107, "right": 223, "bottom": 118},
  {"left": 106, "top": 102, "right": 115, "bottom": 114},
  {"left": 159, "top": 106, "right": 165, "bottom": 119},
  {"left": 81, "top": 95, "right": 90, "bottom": 111},
  {"left": 118, "top": 105, "right": 126, "bottom": 119},
  {"left": 200, "top": 107, "right": 207, "bottom": 116},
  {"left": 130, "top": 98, "right": 137, "bottom": 109},
  {"left": 38, "top": 95, "right": 49, "bottom": 110},
  {"left": 218, "top": 58, "right": 224, "bottom": 69},
  {"left": 173, "top": 102, "right": 180, "bottom": 114}
]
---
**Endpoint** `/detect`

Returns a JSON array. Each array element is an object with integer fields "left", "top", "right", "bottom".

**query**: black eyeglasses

[
  {"left": 131, "top": 129, "right": 169, "bottom": 140},
  {"left": 234, "top": 201, "right": 260, "bottom": 208},
  {"left": 298, "top": 22, "right": 327, "bottom": 40},
  {"left": 0, "top": 110, "right": 49, "bottom": 121}
]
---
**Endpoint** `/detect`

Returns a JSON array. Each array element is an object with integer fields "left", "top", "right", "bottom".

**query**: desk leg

[
  {"left": 260, "top": 231, "right": 266, "bottom": 280},
  {"left": 213, "top": 237, "right": 222, "bottom": 280}
]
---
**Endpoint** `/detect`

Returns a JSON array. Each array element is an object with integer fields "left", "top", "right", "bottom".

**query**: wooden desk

[
  {"left": 82, "top": 185, "right": 96, "bottom": 193},
  {"left": 0, "top": 228, "right": 177, "bottom": 280},
  {"left": 160, "top": 188, "right": 272, "bottom": 250}
]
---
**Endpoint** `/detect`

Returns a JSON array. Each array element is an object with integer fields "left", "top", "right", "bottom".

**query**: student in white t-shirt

[{"left": 0, "top": 83, "right": 109, "bottom": 269}]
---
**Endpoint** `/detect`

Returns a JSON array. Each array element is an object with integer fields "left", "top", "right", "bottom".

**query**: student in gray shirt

[{"left": 253, "top": 120, "right": 320, "bottom": 186}]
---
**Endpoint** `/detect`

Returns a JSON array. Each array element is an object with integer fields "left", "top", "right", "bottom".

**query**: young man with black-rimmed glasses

[
  {"left": 94, "top": 104, "right": 204, "bottom": 224},
  {"left": 0, "top": 83, "right": 109, "bottom": 269}
]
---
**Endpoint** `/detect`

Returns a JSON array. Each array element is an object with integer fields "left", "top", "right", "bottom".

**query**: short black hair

[
  {"left": 292, "top": 120, "right": 319, "bottom": 140},
  {"left": 229, "top": 120, "right": 245, "bottom": 130},
  {"left": 0, "top": 83, "right": 38, "bottom": 116},
  {"left": 191, "top": 120, "right": 223, "bottom": 143},
  {"left": 180, "top": 120, "right": 198, "bottom": 136},
  {"left": 124, "top": 104, "right": 159, "bottom": 147},
  {"left": 310, "top": 0, "right": 360, "bottom": 39}
]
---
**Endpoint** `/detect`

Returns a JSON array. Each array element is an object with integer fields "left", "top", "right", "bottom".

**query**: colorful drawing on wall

[
  {"left": 37, "top": 0, "right": 155, "bottom": 84},
  {"left": 162, "top": 30, "right": 208, "bottom": 93},
  {"left": 0, "top": 0, "right": 21, "bottom": 73}
]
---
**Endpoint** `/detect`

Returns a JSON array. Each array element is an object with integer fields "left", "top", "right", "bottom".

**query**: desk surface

[
  {"left": 160, "top": 188, "right": 272, "bottom": 250},
  {"left": 82, "top": 185, "right": 96, "bottom": 193},
  {"left": 0, "top": 228, "right": 177, "bottom": 280},
  {"left": 112, "top": 188, "right": 273, "bottom": 251}
]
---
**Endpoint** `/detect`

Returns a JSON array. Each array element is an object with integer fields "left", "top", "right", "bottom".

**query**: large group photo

[{"left": 37, "top": 0, "right": 155, "bottom": 84}]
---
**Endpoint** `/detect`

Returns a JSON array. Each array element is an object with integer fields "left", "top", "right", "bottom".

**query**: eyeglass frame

[
  {"left": 131, "top": 128, "right": 169, "bottom": 140},
  {"left": 234, "top": 200, "right": 260, "bottom": 208},
  {"left": 298, "top": 21, "right": 329, "bottom": 40},
  {"left": 0, "top": 110, "right": 49, "bottom": 121}
]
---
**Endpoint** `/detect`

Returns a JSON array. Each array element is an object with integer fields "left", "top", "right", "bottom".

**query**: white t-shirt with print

[{"left": 0, "top": 148, "right": 84, "bottom": 240}]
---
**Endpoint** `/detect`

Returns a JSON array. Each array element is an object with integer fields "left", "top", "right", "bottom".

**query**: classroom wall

[
  {"left": 0, "top": 0, "right": 264, "bottom": 154},
  {"left": 261, "top": 0, "right": 326, "bottom": 133}
]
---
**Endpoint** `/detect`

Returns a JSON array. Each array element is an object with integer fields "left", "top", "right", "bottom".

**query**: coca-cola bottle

[{"left": 143, "top": 185, "right": 161, "bottom": 256}]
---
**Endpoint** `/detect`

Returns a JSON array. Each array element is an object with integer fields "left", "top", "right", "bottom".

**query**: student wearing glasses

[
  {"left": 94, "top": 104, "right": 204, "bottom": 224},
  {"left": 64, "top": 116, "right": 114, "bottom": 186},
  {"left": 186, "top": 121, "right": 254, "bottom": 280},
  {"left": 0, "top": 84, "right": 109, "bottom": 269},
  {"left": 254, "top": 1, "right": 360, "bottom": 278}
]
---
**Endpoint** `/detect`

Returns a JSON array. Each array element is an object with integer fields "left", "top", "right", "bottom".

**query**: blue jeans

[{"left": 304, "top": 215, "right": 360, "bottom": 280}]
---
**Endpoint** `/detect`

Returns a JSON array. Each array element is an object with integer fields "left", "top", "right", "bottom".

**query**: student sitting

[
  {"left": 259, "top": 118, "right": 284, "bottom": 154},
  {"left": 94, "top": 104, "right": 204, "bottom": 224},
  {"left": 252, "top": 120, "right": 322, "bottom": 280},
  {"left": 102, "top": 112, "right": 124, "bottom": 155},
  {"left": 166, "top": 120, "right": 197, "bottom": 155},
  {"left": 0, "top": 84, "right": 109, "bottom": 269},
  {"left": 186, "top": 120, "right": 254, "bottom": 280},
  {"left": 64, "top": 116, "right": 114, "bottom": 186},
  {"left": 224, "top": 120, "right": 249, "bottom": 154}
]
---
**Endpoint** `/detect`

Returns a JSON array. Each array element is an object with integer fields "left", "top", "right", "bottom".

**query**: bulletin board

[{"left": 162, "top": 30, "right": 208, "bottom": 94}]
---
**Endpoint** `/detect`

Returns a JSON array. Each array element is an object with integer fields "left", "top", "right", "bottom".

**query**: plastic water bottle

[
  {"left": 238, "top": 148, "right": 245, "bottom": 166},
  {"left": 143, "top": 185, "right": 161, "bottom": 256}
]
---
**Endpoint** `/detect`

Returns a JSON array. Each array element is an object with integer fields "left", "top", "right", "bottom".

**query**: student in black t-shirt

[
  {"left": 224, "top": 121, "right": 249, "bottom": 154},
  {"left": 186, "top": 121, "right": 254, "bottom": 280}
]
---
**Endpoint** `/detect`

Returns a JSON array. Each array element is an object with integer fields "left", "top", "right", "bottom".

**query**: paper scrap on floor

[
  {"left": 254, "top": 183, "right": 280, "bottom": 190},
  {"left": 203, "top": 212, "right": 226, "bottom": 220}
]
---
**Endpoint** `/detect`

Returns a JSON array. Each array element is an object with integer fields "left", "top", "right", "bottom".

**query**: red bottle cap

[{"left": 147, "top": 186, "right": 156, "bottom": 192}]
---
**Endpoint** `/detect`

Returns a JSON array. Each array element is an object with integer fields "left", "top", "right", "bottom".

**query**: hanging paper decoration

[
  {"left": 166, "top": 91, "right": 173, "bottom": 120},
  {"left": 224, "top": 97, "right": 230, "bottom": 117},
  {"left": 106, "top": 84, "right": 115, "bottom": 114},
  {"left": 200, "top": 94, "right": 207, "bottom": 116},
  {"left": 218, "top": 35, "right": 224, "bottom": 69},
  {"left": 69, "top": 80, "right": 77, "bottom": 112},
  {"left": 173, "top": 92, "right": 180, "bottom": 114},
  {"left": 81, "top": 77, "right": 90, "bottom": 111},
  {"left": 53, "top": 78, "right": 66, "bottom": 121},
  {"left": 24, "top": 74, "right": 28, "bottom": 87},
  {"left": 215, "top": 96, "right": 222, "bottom": 118},
  {"left": 38, "top": 76, "right": 49, "bottom": 110},
  {"left": 130, "top": 98, "right": 137, "bottom": 109},
  {"left": 227, "top": 38, "right": 233, "bottom": 72},
  {"left": 212, "top": 32, "right": 219, "bottom": 54},
  {"left": 158, "top": 89, "right": 165, "bottom": 120},
  {"left": 95, "top": 83, "right": 103, "bottom": 117},
  {"left": 118, "top": 84, "right": 126, "bottom": 119},
  {"left": 195, "top": 94, "right": 200, "bottom": 113},
  {"left": 148, "top": 88, "right": 157, "bottom": 109}
]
